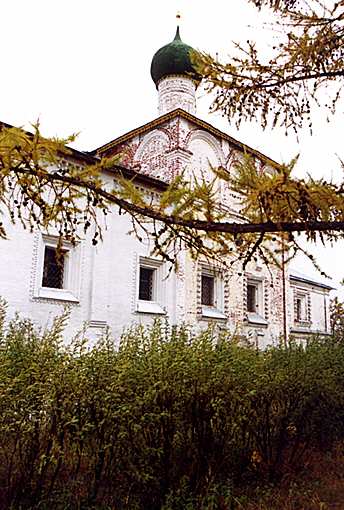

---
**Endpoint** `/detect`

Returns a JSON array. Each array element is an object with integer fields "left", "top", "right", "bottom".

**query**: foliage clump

[
  {"left": 0, "top": 304, "right": 344, "bottom": 509},
  {"left": 330, "top": 296, "right": 344, "bottom": 337}
]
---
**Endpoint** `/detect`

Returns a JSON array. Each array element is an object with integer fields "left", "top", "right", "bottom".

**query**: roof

[
  {"left": 107, "top": 164, "right": 168, "bottom": 191},
  {"left": 92, "top": 108, "right": 280, "bottom": 168},
  {"left": 0, "top": 120, "right": 167, "bottom": 190},
  {"left": 0, "top": 120, "right": 96, "bottom": 164},
  {"left": 65, "top": 145, "right": 98, "bottom": 164},
  {"left": 289, "top": 270, "right": 334, "bottom": 290}
]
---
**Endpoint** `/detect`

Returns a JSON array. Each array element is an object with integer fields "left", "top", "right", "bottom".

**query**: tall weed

[{"left": 0, "top": 302, "right": 343, "bottom": 509}]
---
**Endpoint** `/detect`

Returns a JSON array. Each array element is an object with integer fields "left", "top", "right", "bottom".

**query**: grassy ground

[{"left": 235, "top": 443, "right": 344, "bottom": 510}]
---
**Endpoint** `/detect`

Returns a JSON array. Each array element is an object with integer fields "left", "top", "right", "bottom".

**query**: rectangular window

[
  {"left": 296, "top": 297, "right": 302, "bottom": 321},
  {"left": 246, "top": 277, "right": 268, "bottom": 327},
  {"left": 247, "top": 283, "right": 257, "bottom": 313},
  {"left": 42, "top": 246, "right": 66, "bottom": 289},
  {"left": 139, "top": 267, "right": 155, "bottom": 301},
  {"left": 200, "top": 267, "right": 226, "bottom": 320},
  {"left": 136, "top": 257, "right": 165, "bottom": 315},
  {"left": 295, "top": 293, "right": 308, "bottom": 322},
  {"left": 201, "top": 274, "right": 214, "bottom": 306}
]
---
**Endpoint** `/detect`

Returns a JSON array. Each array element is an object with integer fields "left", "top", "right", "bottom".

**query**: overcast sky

[{"left": 1, "top": 0, "right": 343, "bottom": 295}]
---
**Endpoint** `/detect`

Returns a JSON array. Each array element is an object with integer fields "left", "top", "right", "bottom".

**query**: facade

[{"left": 0, "top": 27, "right": 333, "bottom": 345}]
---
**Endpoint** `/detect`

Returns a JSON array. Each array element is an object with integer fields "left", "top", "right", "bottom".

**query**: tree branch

[
  {"left": 13, "top": 166, "right": 344, "bottom": 236},
  {"left": 255, "top": 70, "right": 344, "bottom": 90}
]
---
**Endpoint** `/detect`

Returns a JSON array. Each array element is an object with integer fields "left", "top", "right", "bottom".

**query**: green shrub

[{"left": 0, "top": 301, "right": 344, "bottom": 509}]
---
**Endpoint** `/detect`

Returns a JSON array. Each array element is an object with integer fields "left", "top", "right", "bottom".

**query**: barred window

[
  {"left": 201, "top": 275, "right": 214, "bottom": 306},
  {"left": 139, "top": 267, "right": 155, "bottom": 301},
  {"left": 42, "top": 247, "right": 65, "bottom": 289}
]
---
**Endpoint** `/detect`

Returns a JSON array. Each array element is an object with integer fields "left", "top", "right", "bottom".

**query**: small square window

[
  {"left": 201, "top": 275, "right": 214, "bottom": 306},
  {"left": 42, "top": 247, "right": 66, "bottom": 289},
  {"left": 139, "top": 267, "right": 155, "bottom": 301}
]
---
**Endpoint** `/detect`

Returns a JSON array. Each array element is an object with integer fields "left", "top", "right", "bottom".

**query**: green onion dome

[{"left": 150, "top": 27, "right": 201, "bottom": 88}]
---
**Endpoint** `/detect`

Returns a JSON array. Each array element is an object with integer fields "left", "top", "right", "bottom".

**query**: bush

[{"left": 0, "top": 301, "right": 344, "bottom": 509}]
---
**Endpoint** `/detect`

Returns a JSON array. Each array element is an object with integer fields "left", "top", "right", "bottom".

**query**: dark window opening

[
  {"left": 247, "top": 284, "right": 257, "bottom": 313},
  {"left": 201, "top": 275, "right": 214, "bottom": 306},
  {"left": 296, "top": 298, "right": 302, "bottom": 321},
  {"left": 139, "top": 267, "right": 155, "bottom": 301},
  {"left": 42, "top": 247, "right": 65, "bottom": 289}
]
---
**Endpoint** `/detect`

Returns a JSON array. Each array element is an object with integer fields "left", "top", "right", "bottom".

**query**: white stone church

[{"left": 0, "top": 26, "right": 333, "bottom": 345}]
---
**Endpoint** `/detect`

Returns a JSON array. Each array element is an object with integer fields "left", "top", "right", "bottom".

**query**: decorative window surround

[
  {"left": 33, "top": 234, "right": 81, "bottom": 303},
  {"left": 136, "top": 257, "right": 166, "bottom": 315},
  {"left": 200, "top": 266, "right": 226, "bottom": 321},
  {"left": 294, "top": 290, "right": 311, "bottom": 325}
]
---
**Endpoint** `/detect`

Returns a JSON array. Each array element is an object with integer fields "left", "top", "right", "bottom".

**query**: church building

[{"left": 0, "top": 26, "right": 333, "bottom": 345}]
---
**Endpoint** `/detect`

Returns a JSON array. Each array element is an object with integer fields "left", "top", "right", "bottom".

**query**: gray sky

[{"left": 1, "top": 0, "right": 343, "bottom": 295}]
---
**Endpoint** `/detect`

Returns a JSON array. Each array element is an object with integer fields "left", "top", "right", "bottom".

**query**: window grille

[
  {"left": 201, "top": 275, "right": 214, "bottom": 306},
  {"left": 139, "top": 267, "right": 155, "bottom": 301},
  {"left": 42, "top": 247, "right": 65, "bottom": 289}
]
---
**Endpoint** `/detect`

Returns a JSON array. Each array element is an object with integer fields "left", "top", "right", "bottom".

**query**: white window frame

[
  {"left": 136, "top": 257, "right": 166, "bottom": 315},
  {"left": 33, "top": 234, "right": 81, "bottom": 302},
  {"left": 200, "top": 266, "right": 226, "bottom": 320}
]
